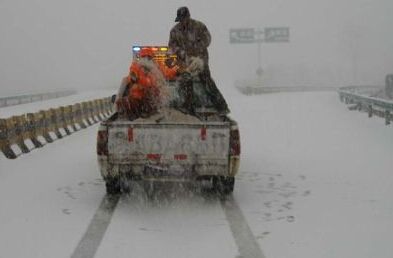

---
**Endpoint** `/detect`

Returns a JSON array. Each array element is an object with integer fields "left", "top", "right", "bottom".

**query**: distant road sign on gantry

[
  {"left": 229, "top": 26, "right": 290, "bottom": 87},
  {"left": 229, "top": 27, "right": 290, "bottom": 43},
  {"left": 264, "top": 27, "right": 290, "bottom": 43},
  {"left": 229, "top": 28, "right": 256, "bottom": 43}
]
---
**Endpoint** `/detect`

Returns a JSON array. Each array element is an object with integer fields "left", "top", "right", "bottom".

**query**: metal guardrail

[
  {"left": 0, "top": 97, "right": 114, "bottom": 159},
  {"left": 237, "top": 85, "right": 338, "bottom": 95},
  {"left": 338, "top": 86, "right": 393, "bottom": 125},
  {"left": 0, "top": 90, "right": 77, "bottom": 108}
]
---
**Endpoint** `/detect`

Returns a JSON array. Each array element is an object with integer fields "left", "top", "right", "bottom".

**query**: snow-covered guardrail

[
  {"left": 237, "top": 85, "right": 338, "bottom": 95},
  {"left": 0, "top": 97, "right": 114, "bottom": 159},
  {"left": 0, "top": 90, "right": 77, "bottom": 108},
  {"left": 338, "top": 86, "right": 393, "bottom": 126}
]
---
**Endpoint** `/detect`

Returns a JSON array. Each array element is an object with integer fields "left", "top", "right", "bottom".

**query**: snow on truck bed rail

[{"left": 115, "top": 108, "right": 227, "bottom": 125}]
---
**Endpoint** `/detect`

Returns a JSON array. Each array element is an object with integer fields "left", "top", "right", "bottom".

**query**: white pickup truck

[{"left": 97, "top": 47, "right": 240, "bottom": 195}]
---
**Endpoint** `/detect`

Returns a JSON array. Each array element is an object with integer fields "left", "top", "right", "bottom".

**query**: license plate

[
  {"left": 143, "top": 165, "right": 169, "bottom": 177},
  {"left": 143, "top": 164, "right": 192, "bottom": 178}
]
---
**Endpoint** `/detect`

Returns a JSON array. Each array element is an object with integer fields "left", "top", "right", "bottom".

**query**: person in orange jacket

[{"left": 116, "top": 48, "right": 164, "bottom": 119}]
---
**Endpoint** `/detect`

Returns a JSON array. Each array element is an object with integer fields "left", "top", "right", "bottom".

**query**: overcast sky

[{"left": 0, "top": 0, "right": 392, "bottom": 95}]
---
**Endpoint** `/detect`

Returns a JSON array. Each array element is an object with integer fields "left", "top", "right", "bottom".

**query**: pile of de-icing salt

[{"left": 133, "top": 107, "right": 201, "bottom": 123}]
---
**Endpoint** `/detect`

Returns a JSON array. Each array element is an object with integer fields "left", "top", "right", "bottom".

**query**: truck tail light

[
  {"left": 230, "top": 127, "right": 240, "bottom": 156},
  {"left": 201, "top": 127, "right": 207, "bottom": 140},
  {"left": 147, "top": 154, "right": 161, "bottom": 160},
  {"left": 128, "top": 127, "right": 134, "bottom": 142},
  {"left": 97, "top": 127, "right": 108, "bottom": 155},
  {"left": 174, "top": 154, "right": 188, "bottom": 160}
]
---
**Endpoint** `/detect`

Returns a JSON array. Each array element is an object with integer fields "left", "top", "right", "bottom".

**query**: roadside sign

[
  {"left": 229, "top": 28, "right": 256, "bottom": 43},
  {"left": 264, "top": 27, "right": 290, "bottom": 42},
  {"left": 230, "top": 27, "right": 290, "bottom": 43},
  {"left": 229, "top": 26, "right": 290, "bottom": 86}
]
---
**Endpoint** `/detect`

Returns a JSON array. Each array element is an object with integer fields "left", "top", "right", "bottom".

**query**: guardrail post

[
  {"left": 100, "top": 99, "right": 109, "bottom": 119},
  {"left": 94, "top": 99, "right": 104, "bottom": 120},
  {"left": 72, "top": 103, "right": 87, "bottom": 129},
  {"left": 89, "top": 101, "right": 99, "bottom": 123},
  {"left": 101, "top": 99, "right": 108, "bottom": 117},
  {"left": 65, "top": 105, "right": 77, "bottom": 132},
  {"left": 96, "top": 99, "right": 103, "bottom": 119},
  {"left": 108, "top": 97, "right": 114, "bottom": 114},
  {"left": 90, "top": 100, "right": 98, "bottom": 122},
  {"left": 104, "top": 98, "right": 110, "bottom": 116},
  {"left": 41, "top": 111, "right": 54, "bottom": 142},
  {"left": 357, "top": 102, "right": 362, "bottom": 111},
  {"left": 385, "top": 110, "right": 391, "bottom": 125},
  {"left": 11, "top": 116, "right": 30, "bottom": 154},
  {"left": 49, "top": 108, "right": 63, "bottom": 139},
  {"left": 81, "top": 102, "right": 93, "bottom": 126},
  {"left": 386, "top": 74, "right": 393, "bottom": 99},
  {"left": 18, "top": 114, "right": 41, "bottom": 150},
  {"left": 110, "top": 97, "right": 114, "bottom": 113},
  {"left": 0, "top": 119, "right": 17, "bottom": 159},
  {"left": 91, "top": 100, "right": 98, "bottom": 121},
  {"left": 58, "top": 107, "right": 71, "bottom": 135},
  {"left": 98, "top": 99, "right": 107, "bottom": 119},
  {"left": 368, "top": 105, "right": 373, "bottom": 118},
  {"left": 85, "top": 101, "right": 93, "bottom": 123},
  {"left": 26, "top": 113, "right": 44, "bottom": 148}
]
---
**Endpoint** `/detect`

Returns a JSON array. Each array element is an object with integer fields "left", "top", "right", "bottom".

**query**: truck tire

[
  {"left": 120, "top": 177, "right": 131, "bottom": 194},
  {"left": 106, "top": 178, "right": 121, "bottom": 195},
  {"left": 143, "top": 181, "right": 155, "bottom": 199},
  {"left": 213, "top": 176, "right": 235, "bottom": 195}
]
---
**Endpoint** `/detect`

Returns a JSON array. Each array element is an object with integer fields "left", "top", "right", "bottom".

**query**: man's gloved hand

[
  {"left": 185, "top": 57, "right": 204, "bottom": 76},
  {"left": 179, "top": 71, "right": 192, "bottom": 83}
]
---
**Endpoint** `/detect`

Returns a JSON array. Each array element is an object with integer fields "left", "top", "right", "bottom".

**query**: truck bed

[{"left": 105, "top": 108, "right": 231, "bottom": 178}]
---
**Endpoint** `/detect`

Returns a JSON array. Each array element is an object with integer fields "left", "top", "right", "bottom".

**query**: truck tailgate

[{"left": 108, "top": 123, "right": 230, "bottom": 166}]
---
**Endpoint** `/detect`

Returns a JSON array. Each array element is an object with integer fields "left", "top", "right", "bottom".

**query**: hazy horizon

[{"left": 1, "top": 0, "right": 392, "bottom": 95}]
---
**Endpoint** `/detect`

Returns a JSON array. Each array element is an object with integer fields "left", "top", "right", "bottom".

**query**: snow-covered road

[{"left": 1, "top": 90, "right": 392, "bottom": 258}]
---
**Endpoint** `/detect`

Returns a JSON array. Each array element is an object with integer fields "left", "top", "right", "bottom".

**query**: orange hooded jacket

[{"left": 128, "top": 62, "right": 158, "bottom": 101}]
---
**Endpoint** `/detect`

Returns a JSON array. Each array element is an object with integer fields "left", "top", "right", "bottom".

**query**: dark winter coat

[
  {"left": 168, "top": 17, "right": 230, "bottom": 114},
  {"left": 168, "top": 18, "right": 211, "bottom": 67}
]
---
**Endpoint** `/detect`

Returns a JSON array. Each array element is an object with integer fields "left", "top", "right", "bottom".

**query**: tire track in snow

[
  {"left": 71, "top": 194, "right": 120, "bottom": 258},
  {"left": 71, "top": 191, "right": 264, "bottom": 258},
  {"left": 221, "top": 195, "right": 266, "bottom": 258}
]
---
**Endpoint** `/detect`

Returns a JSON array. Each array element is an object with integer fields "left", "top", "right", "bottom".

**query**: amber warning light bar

[{"left": 132, "top": 46, "right": 176, "bottom": 61}]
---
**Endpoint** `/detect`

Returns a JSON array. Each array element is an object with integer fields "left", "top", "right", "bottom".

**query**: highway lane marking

[
  {"left": 71, "top": 194, "right": 120, "bottom": 258},
  {"left": 71, "top": 189, "right": 264, "bottom": 258},
  {"left": 220, "top": 195, "right": 266, "bottom": 258}
]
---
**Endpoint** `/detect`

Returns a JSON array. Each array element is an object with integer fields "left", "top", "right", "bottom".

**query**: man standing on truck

[{"left": 168, "top": 6, "right": 230, "bottom": 115}]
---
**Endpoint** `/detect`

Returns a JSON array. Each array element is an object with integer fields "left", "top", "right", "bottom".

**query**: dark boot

[{"left": 178, "top": 73, "right": 196, "bottom": 115}]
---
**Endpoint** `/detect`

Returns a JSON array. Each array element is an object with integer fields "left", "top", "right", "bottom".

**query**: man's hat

[{"left": 175, "top": 6, "right": 190, "bottom": 22}]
